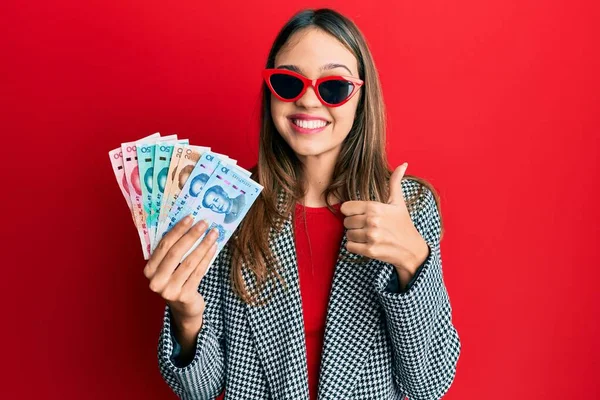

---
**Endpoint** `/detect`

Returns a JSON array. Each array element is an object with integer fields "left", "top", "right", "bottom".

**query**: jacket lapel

[
  {"left": 317, "top": 234, "right": 382, "bottom": 398},
  {"left": 242, "top": 213, "right": 310, "bottom": 399}
]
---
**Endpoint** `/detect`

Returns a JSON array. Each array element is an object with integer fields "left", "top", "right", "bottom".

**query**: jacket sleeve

[
  {"left": 386, "top": 255, "right": 426, "bottom": 293},
  {"left": 157, "top": 249, "right": 226, "bottom": 400},
  {"left": 374, "top": 181, "right": 461, "bottom": 400}
]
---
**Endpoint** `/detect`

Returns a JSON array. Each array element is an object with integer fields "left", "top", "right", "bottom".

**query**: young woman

[{"left": 144, "top": 8, "right": 461, "bottom": 400}]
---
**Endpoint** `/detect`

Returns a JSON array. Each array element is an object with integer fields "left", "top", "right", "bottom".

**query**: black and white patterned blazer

[{"left": 156, "top": 179, "right": 461, "bottom": 399}]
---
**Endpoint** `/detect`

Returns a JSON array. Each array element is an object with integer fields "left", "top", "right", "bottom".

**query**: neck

[{"left": 297, "top": 148, "right": 341, "bottom": 208}]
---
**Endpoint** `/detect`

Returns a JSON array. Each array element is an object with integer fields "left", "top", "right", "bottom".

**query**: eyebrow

[{"left": 275, "top": 63, "right": 353, "bottom": 75}]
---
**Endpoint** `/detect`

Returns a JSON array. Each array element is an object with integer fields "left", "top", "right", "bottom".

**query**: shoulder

[{"left": 400, "top": 178, "right": 435, "bottom": 213}]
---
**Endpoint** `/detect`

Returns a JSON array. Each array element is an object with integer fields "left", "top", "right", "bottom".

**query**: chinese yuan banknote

[
  {"left": 179, "top": 162, "right": 262, "bottom": 264},
  {"left": 135, "top": 135, "right": 179, "bottom": 247},
  {"left": 108, "top": 132, "right": 160, "bottom": 221},
  {"left": 150, "top": 140, "right": 189, "bottom": 248},
  {"left": 117, "top": 133, "right": 160, "bottom": 259},
  {"left": 164, "top": 150, "right": 244, "bottom": 230},
  {"left": 108, "top": 148, "right": 135, "bottom": 223},
  {"left": 109, "top": 133, "right": 262, "bottom": 263},
  {"left": 136, "top": 143, "right": 157, "bottom": 247},
  {"left": 133, "top": 135, "right": 178, "bottom": 251},
  {"left": 154, "top": 145, "right": 209, "bottom": 246},
  {"left": 160, "top": 151, "right": 228, "bottom": 240},
  {"left": 164, "top": 151, "right": 251, "bottom": 237},
  {"left": 157, "top": 143, "right": 189, "bottom": 234}
]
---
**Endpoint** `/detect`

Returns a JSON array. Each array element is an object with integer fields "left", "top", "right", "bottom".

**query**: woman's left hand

[{"left": 340, "top": 163, "right": 430, "bottom": 284}]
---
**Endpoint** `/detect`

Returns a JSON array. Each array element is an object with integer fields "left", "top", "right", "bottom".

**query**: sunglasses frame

[{"left": 263, "top": 68, "right": 364, "bottom": 107}]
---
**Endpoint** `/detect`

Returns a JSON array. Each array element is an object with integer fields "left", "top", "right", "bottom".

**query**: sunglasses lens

[
  {"left": 318, "top": 80, "right": 354, "bottom": 105},
  {"left": 269, "top": 74, "right": 304, "bottom": 100}
]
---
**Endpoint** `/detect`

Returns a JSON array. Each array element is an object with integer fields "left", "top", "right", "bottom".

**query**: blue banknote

[
  {"left": 179, "top": 162, "right": 262, "bottom": 263},
  {"left": 163, "top": 151, "right": 226, "bottom": 234}
]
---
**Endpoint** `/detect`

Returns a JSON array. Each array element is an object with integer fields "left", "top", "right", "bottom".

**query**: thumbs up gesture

[{"left": 340, "top": 163, "right": 430, "bottom": 285}]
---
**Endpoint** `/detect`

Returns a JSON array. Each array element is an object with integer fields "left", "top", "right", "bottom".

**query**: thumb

[{"left": 387, "top": 162, "right": 408, "bottom": 205}]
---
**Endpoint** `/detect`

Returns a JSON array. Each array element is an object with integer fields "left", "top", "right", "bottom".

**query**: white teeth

[{"left": 293, "top": 119, "right": 328, "bottom": 129}]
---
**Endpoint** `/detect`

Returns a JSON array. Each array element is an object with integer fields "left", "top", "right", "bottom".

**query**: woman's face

[{"left": 271, "top": 28, "right": 361, "bottom": 161}]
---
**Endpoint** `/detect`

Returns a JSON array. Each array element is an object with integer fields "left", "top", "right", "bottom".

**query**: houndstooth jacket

[{"left": 156, "top": 178, "right": 461, "bottom": 400}]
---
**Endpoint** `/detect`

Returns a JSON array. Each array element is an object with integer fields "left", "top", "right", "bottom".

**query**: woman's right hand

[{"left": 143, "top": 215, "right": 219, "bottom": 326}]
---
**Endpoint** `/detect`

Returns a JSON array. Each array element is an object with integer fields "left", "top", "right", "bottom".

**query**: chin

[
  {"left": 277, "top": 126, "right": 343, "bottom": 159},
  {"left": 293, "top": 149, "right": 322, "bottom": 157},
  {"left": 289, "top": 143, "right": 337, "bottom": 158}
]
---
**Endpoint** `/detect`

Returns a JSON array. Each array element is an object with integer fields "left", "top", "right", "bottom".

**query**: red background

[{"left": 1, "top": 0, "right": 598, "bottom": 399}]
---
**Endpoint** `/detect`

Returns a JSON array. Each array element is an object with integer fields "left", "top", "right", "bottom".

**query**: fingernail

[
  {"left": 195, "top": 220, "right": 207, "bottom": 230},
  {"left": 184, "top": 215, "right": 193, "bottom": 224}
]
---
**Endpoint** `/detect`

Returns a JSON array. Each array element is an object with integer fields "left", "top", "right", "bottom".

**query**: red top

[
  {"left": 216, "top": 202, "right": 344, "bottom": 400},
  {"left": 294, "top": 202, "right": 345, "bottom": 400}
]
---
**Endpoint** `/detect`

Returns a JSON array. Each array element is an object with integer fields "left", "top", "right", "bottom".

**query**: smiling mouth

[{"left": 291, "top": 119, "right": 330, "bottom": 129}]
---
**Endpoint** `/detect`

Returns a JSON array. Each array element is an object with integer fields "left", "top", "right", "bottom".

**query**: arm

[
  {"left": 375, "top": 183, "right": 461, "bottom": 400},
  {"left": 157, "top": 251, "right": 226, "bottom": 400}
]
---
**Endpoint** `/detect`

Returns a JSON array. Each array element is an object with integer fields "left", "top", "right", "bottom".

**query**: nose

[{"left": 295, "top": 85, "right": 322, "bottom": 108}]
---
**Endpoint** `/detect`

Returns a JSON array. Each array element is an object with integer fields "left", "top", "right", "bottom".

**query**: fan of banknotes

[{"left": 108, "top": 132, "right": 263, "bottom": 263}]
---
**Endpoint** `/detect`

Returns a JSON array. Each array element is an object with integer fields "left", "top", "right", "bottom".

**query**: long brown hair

[{"left": 229, "top": 8, "right": 443, "bottom": 306}]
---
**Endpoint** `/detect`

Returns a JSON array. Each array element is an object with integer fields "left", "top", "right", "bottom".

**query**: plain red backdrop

[{"left": 1, "top": 0, "right": 598, "bottom": 399}]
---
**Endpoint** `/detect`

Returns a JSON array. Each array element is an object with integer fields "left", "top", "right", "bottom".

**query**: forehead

[{"left": 275, "top": 28, "right": 358, "bottom": 76}]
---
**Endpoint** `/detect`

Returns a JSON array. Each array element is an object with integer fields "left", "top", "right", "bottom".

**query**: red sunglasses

[{"left": 263, "top": 69, "right": 364, "bottom": 107}]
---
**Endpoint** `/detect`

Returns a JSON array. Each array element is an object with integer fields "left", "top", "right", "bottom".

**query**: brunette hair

[{"left": 229, "top": 8, "right": 443, "bottom": 305}]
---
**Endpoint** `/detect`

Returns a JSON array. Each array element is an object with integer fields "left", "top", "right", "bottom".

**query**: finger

[
  {"left": 169, "top": 228, "right": 220, "bottom": 290},
  {"left": 387, "top": 163, "right": 408, "bottom": 205},
  {"left": 182, "top": 234, "right": 219, "bottom": 294},
  {"left": 144, "top": 215, "right": 194, "bottom": 278},
  {"left": 340, "top": 200, "right": 369, "bottom": 217},
  {"left": 346, "top": 228, "right": 368, "bottom": 243},
  {"left": 345, "top": 240, "right": 370, "bottom": 257},
  {"left": 343, "top": 214, "right": 366, "bottom": 229},
  {"left": 151, "top": 220, "right": 210, "bottom": 289}
]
